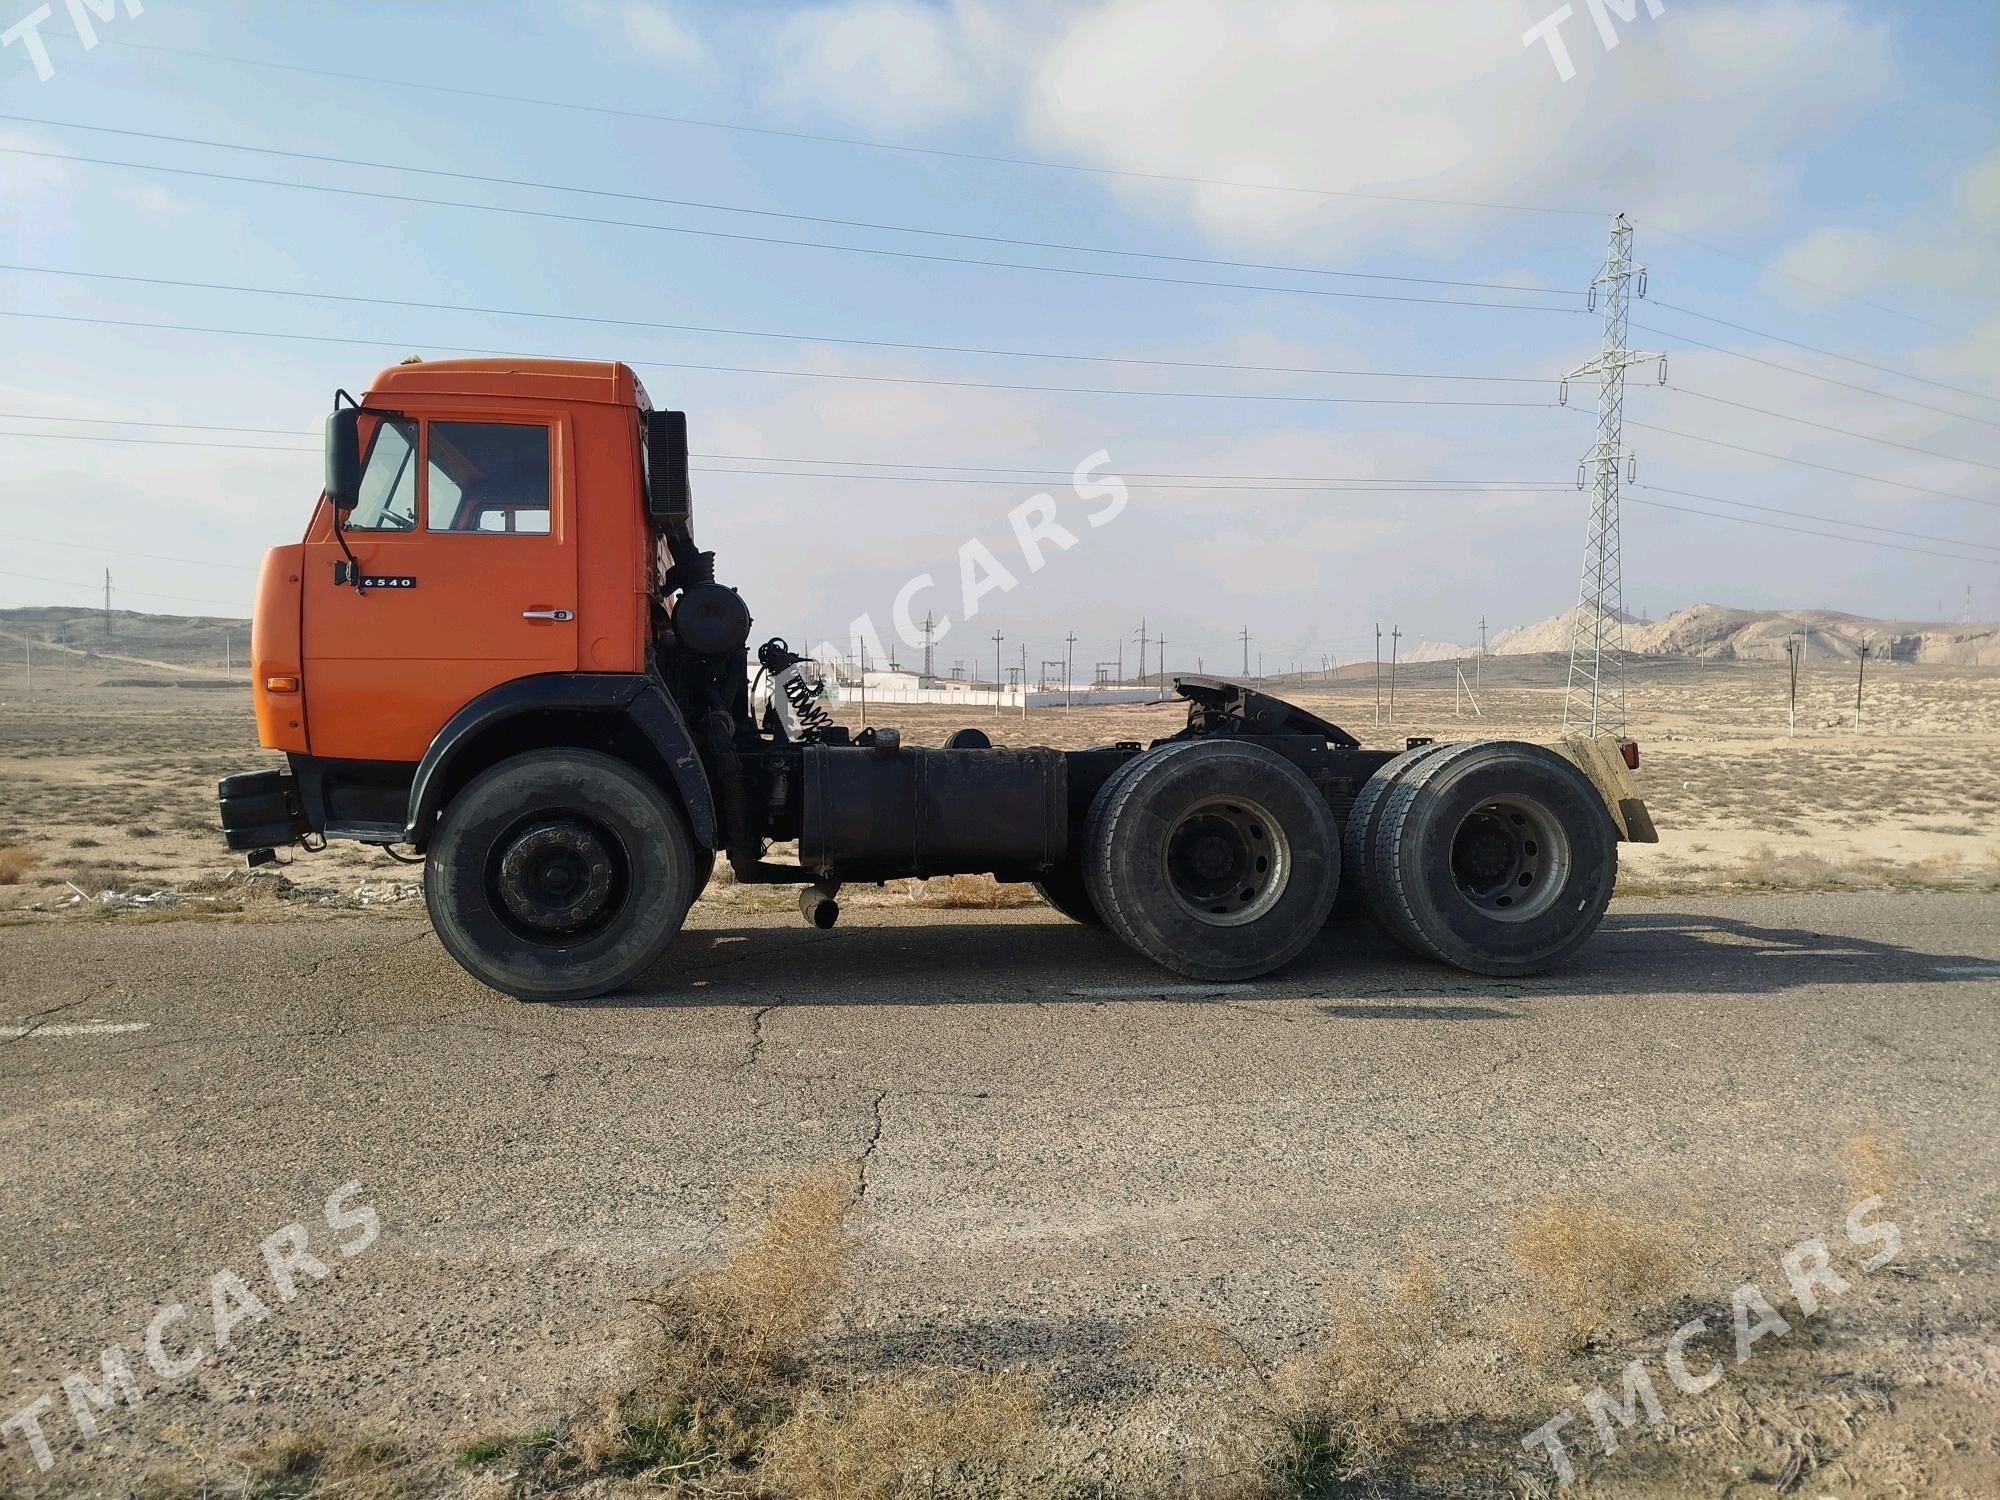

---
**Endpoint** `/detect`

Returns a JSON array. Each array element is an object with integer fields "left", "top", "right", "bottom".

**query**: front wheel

[{"left": 425, "top": 749, "right": 697, "bottom": 1001}]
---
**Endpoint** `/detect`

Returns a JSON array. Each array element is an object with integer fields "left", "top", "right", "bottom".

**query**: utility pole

[
  {"left": 1064, "top": 630, "right": 1077, "bottom": 708},
  {"left": 1389, "top": 627, "right": 1401, "bottom": 727},
  {"left": 1134, "top": 618, "right": 1148, "bottom": 690},
  {"left": 1020, "top": 644, "right": 1028, "bottom": 721},
  {"left": 1562, "top": 212, "right": 1661, "bottom": 738},
  {"left": 921, "top": 611, "right": 936, "bottom": 682},
  {"left": 102, "top": 569, "right": 112, "bottom": 642},
  {"left": 1373, "top": 624, "right": 1383, "bottom": 729},
  {"left": 1157, "top": 635, "right": 1166, "bottom": 692},
  {"left": 1785, "top": 635, "right": 1801, "bottom": 734},
  {"left": 1476, "top": 614, "right": 1487, "bottom": 689},
  {"left": 992, "top": 629, "right": 1005, "bottom": 712},
  {"left": 1239, "top": 626, "right": 1251, "bottom": 678},
  {"left": 1854, "top": 642, "right": 1869, "bottom": 733}
]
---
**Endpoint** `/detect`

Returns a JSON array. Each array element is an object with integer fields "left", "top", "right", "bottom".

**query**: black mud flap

[{"left": 218, "top": 769, "right": 311, "bottom": 854}]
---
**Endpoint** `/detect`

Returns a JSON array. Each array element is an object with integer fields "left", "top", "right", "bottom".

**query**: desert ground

[{"left": 1, "top": 625, "right": 1998, "bottom": 1497}]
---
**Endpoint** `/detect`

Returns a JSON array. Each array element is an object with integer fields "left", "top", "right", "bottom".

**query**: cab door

[{"left": 302, "top": 411, "right": 578, "bottom": 764}]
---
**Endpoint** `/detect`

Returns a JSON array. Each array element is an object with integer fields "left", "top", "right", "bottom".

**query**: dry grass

[
  {"left": 0, "top": 844, "right": 39, "bottom": 884},
  {"left": 758, "top": 1369, "right": 1050, "bottom": 1500},
  {"left": 1841, "top": 1128, "right": 1915, "bottom": 1206},
  {"left": 630, "top": 1163, "right": 858, "bottom": 1416},
  {"left": 1264, "top": 1250, "right": 1455, "bottom": 1484},
  {"left": 135, "top": 1430, "right": 424, "bottom": 1500},
  {"left": 1505, "top": 1194, "right": 1694, "bottom": 1360},
  {"left": 459, "top": 1165, "right": 1071, "bottom": 1497},
  {"left": 904, "top": 873, "right": 1042, "bottom": 909}
]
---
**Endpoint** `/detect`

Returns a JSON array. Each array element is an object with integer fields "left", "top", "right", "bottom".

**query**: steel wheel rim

[
  {"left": 1449, "top": 794, "right": 1569, "bottom": 923},
  {"left": 492, "top": 815, "right": 627, "bottom": 941},
  {"left": 1161, "top": 794, "right": 1292, "bottom": 927}
]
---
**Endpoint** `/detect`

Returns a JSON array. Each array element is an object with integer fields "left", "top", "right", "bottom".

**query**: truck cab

[{"left": 220, "top": 358, "right": 1639, "bottom": 1001}]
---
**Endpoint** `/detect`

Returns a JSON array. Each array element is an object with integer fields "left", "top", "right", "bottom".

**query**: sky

[{"left": 1, "top": 0, "right": 1996, "bottom": 675}]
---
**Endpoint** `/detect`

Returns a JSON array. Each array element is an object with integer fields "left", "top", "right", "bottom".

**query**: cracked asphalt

[{"left": 2, "top": 891, "right": 1998, "bottom": 1478}]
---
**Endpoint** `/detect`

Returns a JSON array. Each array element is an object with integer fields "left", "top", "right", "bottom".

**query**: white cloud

[
  {"left": 740, "top": 0, "right": 1900, "bottom": 256},
  {"left": 760, "top": 1, "right": 1007, "bottom": 130},
  {"left": 562, "top": 1, "right": 707, "bottom": 68},
  {"left": 619, "top": 2, "right": 707, "bottom": 65},
  {"left": 1762, "top": 147, "right": 2000, "bottom": 316},
  {"left": 1019, "top": 0, "right": 1898, "bottom": 254}
]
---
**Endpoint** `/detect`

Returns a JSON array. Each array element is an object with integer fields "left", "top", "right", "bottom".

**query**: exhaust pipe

[{"left": 799, "top": 882, "right": 841, "bottom": 929}]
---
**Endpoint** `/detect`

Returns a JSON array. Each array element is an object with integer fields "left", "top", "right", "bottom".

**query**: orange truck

[{"left": 218, "top": 358, "right": 1645, "bottom": 1001}]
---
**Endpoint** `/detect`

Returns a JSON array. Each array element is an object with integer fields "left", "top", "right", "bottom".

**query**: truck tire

[
  {"left": 1367, "top": 740, "right": 1616, "bottom": 976},
  {"left": 1084, "top": 740, "right": 1338, "bottom": 982},
  {"left": 1032, "top": 750, "right": 1149, "bottom": 926},
  {"left": 425, "top": 749, "right": 697, "bottom": 1001},
  {"left": 1335, "top": 740, "right": 1456, "bottom": 927},
  {"left": 1031, "top": 863, "right": 1100, "bottom": 925}
]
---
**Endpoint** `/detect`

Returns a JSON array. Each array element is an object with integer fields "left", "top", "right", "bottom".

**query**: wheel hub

[
  {"left": 1449, "top": 796, "right": 1570, "bottom": 922},
  {"left": 496, "top": 819, "right": 617, "bottom": 934},
  {"left": 1163, "top": 797, "right": 1290, "bottom": 927}
]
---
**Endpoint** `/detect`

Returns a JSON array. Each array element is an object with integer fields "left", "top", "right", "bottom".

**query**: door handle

[{"left": 522, "top": 609, "right": 574, "bottom": 621}]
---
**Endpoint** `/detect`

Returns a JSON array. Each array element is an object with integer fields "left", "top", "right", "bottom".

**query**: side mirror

[{"left": 325, "top": 407, "right": 363, "bottom": 510}]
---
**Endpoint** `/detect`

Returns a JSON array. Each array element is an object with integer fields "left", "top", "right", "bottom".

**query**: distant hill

[
  {"left": 1403, "top": 602, "right": 2000, "bottom": 667},
  {"left": 0, "top": 606, "right": 248, "bottom": 676}
]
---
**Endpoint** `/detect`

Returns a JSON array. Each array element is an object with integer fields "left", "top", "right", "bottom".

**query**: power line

[
  {"left": 0, "top": 264, "right": 1560, "bottom": 386},
  {"left": 33, "top": 29, "right": 1608, "bottom": 220},
  {"left": 695, "top": 454, "right": 1568, "bottom": 485},
  {"left": 1627, "top": 494, "right": 2000, "bottom": 567},
  {"left": 0, "top": 114, "right": 1581, "bottom": 300},
  {"left": 1646, "top": 300, "right": 2000, "bottom": 406},
  {"left": 0, "top": 428, "right": 316, "bottom": 454},
  {"left": 1625, "top": 420, "right": 2000, "bottom": 508},
  {"left": 0, "top": 311, "right": 1564, "bottom": 411},
  {"left": 0, "top": 533, "right": 258, "bottom": 571},
  {"left": 0, "top": 409, "right": 306, "bottom": 436},
  {"left": 1631, "top": 482, "right": 2000, "bottom": 555},
  {"left": 0, "top": 428, "right": 1570, "bottom": 494},
  {"left": 0, "top": 411, "right": 1575, "bottom": 486},
  {"left": 16, "top": 419, "right": 1970, "bottom": 563},
  {"left": 0, "top": 567, "right": 246, "bottom": 608},
  {"left": 1632, "top": 322, "right": 2000, "bottom": 431},
  {"left": 1667, "top": 385, "right": 2000, "bottom": 472},
  {"left": 1634, "top": 218, "right": 1992, "bottom": 351},
  {"left": 0, "top": 147, "right": 1585, "bottom": 316}
]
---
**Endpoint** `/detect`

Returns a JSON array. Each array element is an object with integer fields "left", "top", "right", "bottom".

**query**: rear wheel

[
  {"left": 1084, "top": 741, "right": 1337, "bottom": 981},
  {"left": 1367, "top": 740, "right": 1616, "bottom": 976},
  {"left": 1335, "top": 740, "right": 1456, "bottom": 928},
  {"left": 425, "top": 749, "right": 696, "bottom": 1001}
]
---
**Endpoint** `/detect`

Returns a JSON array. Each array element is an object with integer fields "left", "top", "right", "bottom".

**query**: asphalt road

[{"left": 2, "top": 892, "right": 1997, "bottom": 1483}]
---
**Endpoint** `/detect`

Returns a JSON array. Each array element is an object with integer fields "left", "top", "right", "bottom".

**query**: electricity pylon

[{"left": 1562, "top": 212, "right": 1662, "bottom": 737}]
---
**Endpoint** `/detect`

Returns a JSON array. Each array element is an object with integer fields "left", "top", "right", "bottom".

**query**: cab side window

[
  {"left": 426, "top": 422, "right": 552, "bottom": 534},
  {"left": 347, "top": 418, "right": 419, "bottom": 531}
]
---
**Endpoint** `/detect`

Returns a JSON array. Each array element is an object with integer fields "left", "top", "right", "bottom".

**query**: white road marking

[
  {"left": 1070, "top": 984, "right": 1253, "bottom": 999},
  {"left": 0, "top": 1020, "right": 152, "bottom": 1039},
  {"left": 1937, "top": 965, "right": 2000, "bottom": 977}
]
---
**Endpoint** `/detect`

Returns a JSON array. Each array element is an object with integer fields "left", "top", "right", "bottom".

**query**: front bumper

[{"left": 217, "top": 769, "right": 312, "bottom": 856}]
